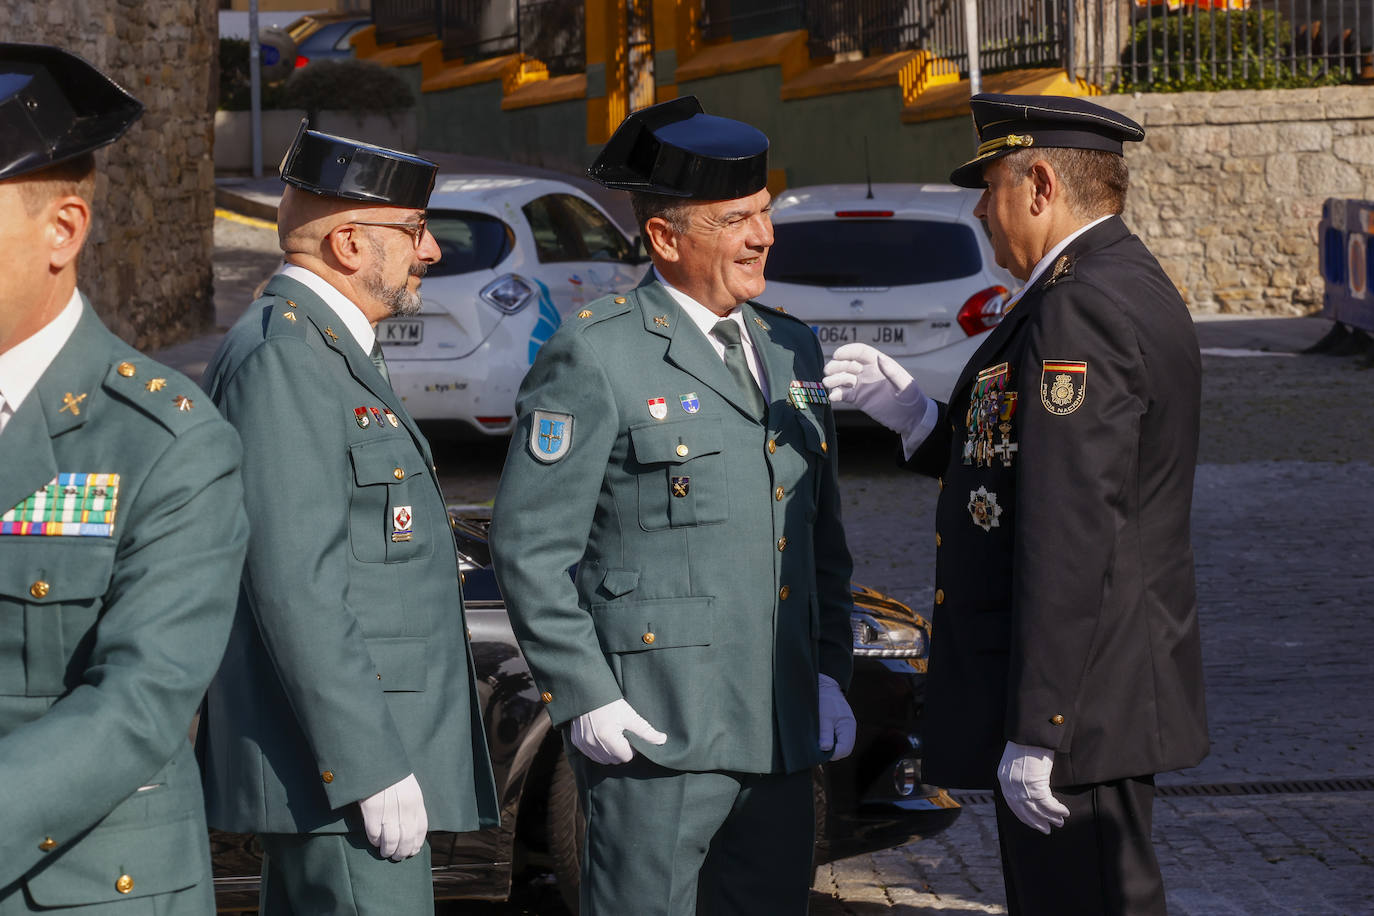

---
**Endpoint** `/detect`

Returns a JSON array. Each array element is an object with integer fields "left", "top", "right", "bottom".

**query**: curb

[{"left": 214, "top": 184, "right": 279, "bottom": 222}]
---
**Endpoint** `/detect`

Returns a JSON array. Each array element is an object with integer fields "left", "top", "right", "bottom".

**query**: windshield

[{"left": 765, "top": 219, "right": 983, "bottom": 287}]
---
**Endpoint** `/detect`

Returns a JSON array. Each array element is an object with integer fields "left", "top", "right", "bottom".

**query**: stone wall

[
  {"left": 0, "top": 0, "right": 218, "bottom": 348},
  {"left": 1096, "top": 87, "right": 1374, "bottom": 316}
]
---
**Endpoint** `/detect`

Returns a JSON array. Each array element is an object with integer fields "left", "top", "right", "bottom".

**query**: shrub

[
  {"left": 279, "top": 59, "right": 415, "bottom": 116},
  {"left": 218, "top": 37, "right": 288, "bottom": 111},
  {"left": 1117, "top": 8, "right": 1349, "bottom": 92}
]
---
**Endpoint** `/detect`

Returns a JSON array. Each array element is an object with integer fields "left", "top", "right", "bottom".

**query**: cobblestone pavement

[{"left": 182, "top": 215, "right": 1374, "bottom": 914}]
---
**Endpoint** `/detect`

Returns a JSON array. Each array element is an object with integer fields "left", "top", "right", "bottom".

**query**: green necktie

[
  {"left": 369, "top": 340, "right": 391, "bottom": 385},
  {"left": 711, "top": 319, "right": 765, "bottom": 418}
]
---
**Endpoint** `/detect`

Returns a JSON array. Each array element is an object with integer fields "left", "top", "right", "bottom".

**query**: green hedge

[
  {"left": 219, "top": 39, "right": 414, "bottom": 113},
  {"left": 1117, "top": 9, "right": 1348, "bottom": 92}
]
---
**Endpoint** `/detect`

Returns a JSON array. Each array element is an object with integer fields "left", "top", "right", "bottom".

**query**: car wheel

[{"left": 547, "top": 753, "right": 584, "bottom": 915}]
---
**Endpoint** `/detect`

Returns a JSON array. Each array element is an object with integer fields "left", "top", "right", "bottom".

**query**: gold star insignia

[
  {"left": 282, "top": 311, "right": 297, "bottom": 322},
  {"left": 60, "top": 392, "right": 86, "bottom": 415},
  {"left": 145, "top": 378, "right": 167, "bottom": 393},
  {"left": 324, "top": 326, "right": 339, "bottom": 341},
  {"left": 654, "top": 315, "right": 669, "bottom": 328},
  {"left": 577, "top": 310, "right": 593, "bottom": 319},
  {"left": 173, "top": 395, "right": 194, "bottom": 412}
]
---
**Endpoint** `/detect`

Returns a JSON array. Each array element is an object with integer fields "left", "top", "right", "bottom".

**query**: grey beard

[{"left": 365, "top": 238, "right": 427, "bottom": 317}]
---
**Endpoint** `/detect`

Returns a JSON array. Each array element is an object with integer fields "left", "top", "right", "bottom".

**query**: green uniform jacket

[
  {"left": 197, "top": 275, "right": 498, "bottom": 834},
  {"left": 490, "top": 280, "right": 854, "bottom": 775},
  {"left": 0, "top": 302, "right": 246, "bottom": 909}
]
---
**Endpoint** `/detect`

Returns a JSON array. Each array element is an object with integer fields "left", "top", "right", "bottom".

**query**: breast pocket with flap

[
  {"left": 348, "top": 439, "right": 433, "bottom": 564},
  {"left": 629, "top": 419, "right": 729, "bottom": 531}
]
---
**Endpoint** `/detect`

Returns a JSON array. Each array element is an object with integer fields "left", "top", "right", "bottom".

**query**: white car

[
  {"left": 758, "top": 183, "right": 1017, "bottom": 406},
  {"left": 379, "top": 175, "right": 647, "bottom": 435}
]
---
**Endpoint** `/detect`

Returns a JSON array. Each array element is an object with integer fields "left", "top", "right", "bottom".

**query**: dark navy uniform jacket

[{"left": 905, "top": 216, "right": 1209, "bottom": 790}]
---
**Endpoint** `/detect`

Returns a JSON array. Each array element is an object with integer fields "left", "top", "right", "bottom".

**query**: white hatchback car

[
  {"left": 757, "top": 183, "right": 1017, "bottom": 406},
  {"left": 379, "top": 175, "right": 647, "bottom": 435}
]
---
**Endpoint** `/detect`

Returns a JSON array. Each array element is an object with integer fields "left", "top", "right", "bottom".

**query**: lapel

[
  {"left": 0, "top": 300, "right": 106, "bottom": 517},
  {"left": 262, "top": 275, "right": 433, "bottom": 463},
  {"left": 637, "top": 280, "right": 762, "bottom": 423},
  {"left": 949, "top": 216, "right": 1131, "bottom": 400},
  {"left": 741, "top": 302, "right": 802, "bottom": 423}
]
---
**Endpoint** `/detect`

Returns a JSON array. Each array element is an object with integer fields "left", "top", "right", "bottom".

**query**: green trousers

[
  {"left": 570, "top": 753, "right": 815, "bottom": 916},
  {"left": 258, "top": 833, "right": 433, "bottom": 916}
]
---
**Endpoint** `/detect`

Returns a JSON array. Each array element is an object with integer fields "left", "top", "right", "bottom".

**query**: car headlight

[
  {"left": 480, "top": 273, "right": 535, "bottom": 314},
  {"left": 851, "top": 611, "right": 928, "bottom": 658}
]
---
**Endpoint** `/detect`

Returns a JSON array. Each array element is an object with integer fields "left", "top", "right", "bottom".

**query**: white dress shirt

[
  {"left": 279, "top": 263, "right": 376, "bottom": 353},
  {"left": 653, "top": 268, "right": 769, "bottom": 400},
  {"left": 0, "top": 288, "right": 83, "bottom": 435},
  {"left": 900, "top": 214, "right": 1114, "bottom": 460}
]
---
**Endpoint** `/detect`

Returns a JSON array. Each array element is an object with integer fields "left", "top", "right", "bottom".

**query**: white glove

[
  {"left": 997, "top": 741, "right": 1070, "bottom": 835},
  {"left": 822, "top": 343, "right": 932, "bottom": 438},
  {"left": 817, "top": 673, "right": 857, "bottom": 760},
  {"left": 359, "top": 773, "right": 428, "bottom": 861},
  {"left": 571, "top": 698, "right": 668, "bottom": 765}
]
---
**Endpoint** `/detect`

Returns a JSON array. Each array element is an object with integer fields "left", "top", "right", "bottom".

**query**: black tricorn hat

[
  {"left": 0, "top": 43, "right": 143, "bottom": 181},
  {"left": 950, "top": 93, "right": 1144, "bottom": 189},
  {"left": 279, "top": 120, "right": 436, "bottom": 210},
  {"left": 588, "top": 96, "right": 768, "bottom": 200}
]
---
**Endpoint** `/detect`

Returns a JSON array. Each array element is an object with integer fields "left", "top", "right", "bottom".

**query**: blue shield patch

[
  {"left": 530, "top": 410, "right": 573, "bottom": 463},
  {"left": 680, "top": 393, "right": 700, "bottom": 414}
]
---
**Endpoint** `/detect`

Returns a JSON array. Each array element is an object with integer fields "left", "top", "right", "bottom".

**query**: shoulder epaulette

[
  {"left": 262, "top": 295, "right": 310, "bottom": 340},
  {"left": 102, "top": 355, "right": 215, "bottom": 436},
  {"left": 750, "top": 300, "right": 810, "bottom": 329},
  {"left": 570, "top": 291, "right": 635, "bottom": 330}
]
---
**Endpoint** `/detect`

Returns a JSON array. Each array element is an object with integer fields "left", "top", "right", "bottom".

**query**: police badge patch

[
  {"left": 530, "top": 410, "right": 573, "bottom": 463},
  {"left": 1040, "top": 360, "right": 1087, "bottom": 415}
]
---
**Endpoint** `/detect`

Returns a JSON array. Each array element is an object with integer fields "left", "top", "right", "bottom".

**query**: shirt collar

[
  {"left": 0, "top": 287, "right": 83, "bottom": 416},
  {"left": 652, "top": 267, "right": 753, "bottom": 341},
  {"left": 279, "top": 263, "right": 376, "bottom": 352}
]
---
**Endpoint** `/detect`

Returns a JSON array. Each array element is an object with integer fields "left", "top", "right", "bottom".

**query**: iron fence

[
  {"left": 699, "top": 0, "right": 1374, "bottom": 89},
  {"left": 371, "top": 0, "right": 585, "bottom": 74}
]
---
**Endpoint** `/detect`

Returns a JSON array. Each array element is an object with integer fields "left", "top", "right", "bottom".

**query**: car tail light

[
  {"left": 834, "top": 210, "right": 893, "bottom": 218},
  {"left": 956, "top": 285, "right": 1010, "bottom": 336},
  {"left": 294, "top": 55, "right": 309, "bottom": 69},
  {"left": 480, "top": 274, "right": 535, "bottom": 314}
]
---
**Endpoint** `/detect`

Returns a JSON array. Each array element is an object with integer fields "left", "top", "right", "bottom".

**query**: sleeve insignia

[
  {"left": 530, "top": 410, "right": 573, "bottom": 463},
  {"left": 1040, "top": 360, "right": 1087, "bottom": 415}
]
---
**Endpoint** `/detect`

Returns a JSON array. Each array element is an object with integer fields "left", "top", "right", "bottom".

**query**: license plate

[
  {"left": 378, "top": 319, "right": 423, "bottom": 346},
  {"left": 811, "top": 323, "right": 907, "bottom": 347}
]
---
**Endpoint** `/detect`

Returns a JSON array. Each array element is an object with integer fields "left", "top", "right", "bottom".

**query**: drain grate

[{"left": 950, "top": 777, "right": 1374, "bottom": 806}]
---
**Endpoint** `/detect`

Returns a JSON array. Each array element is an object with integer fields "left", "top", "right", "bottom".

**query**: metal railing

[
  {"left": 371, "top": 0, "right": 585, "bottom": 74},
  {"left": 698, "top": 0, "right": 1374, "bottom": 89}
]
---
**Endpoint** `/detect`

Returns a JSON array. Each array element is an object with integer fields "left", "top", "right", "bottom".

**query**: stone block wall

[
  {"left": 1097, "top": 87, "right": 1374, "bottom": 316},
  {"left": 0, "top": 0, "right": 218, "bottom": 348}
]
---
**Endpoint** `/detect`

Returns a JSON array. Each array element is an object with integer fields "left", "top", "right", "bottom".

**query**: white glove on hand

[
  {"left": 571, "top": 698, "right": 668, "bottom": 765},
  {"left": 822, "top": 343, "right": 930, "bottom": 437},
  {"left": 359, "top": 773, "right": 428, "bottom": 861},
  {"left": 997, "top": 741, "right": 1070, "bottom": 835},
  {"left": 817, "top": 673, "right": 857, "bottom": 760}
]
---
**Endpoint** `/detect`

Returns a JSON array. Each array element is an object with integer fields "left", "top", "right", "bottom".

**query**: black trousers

[{"left": 994, "top": 775, "right": 1167, "bottom": 916}]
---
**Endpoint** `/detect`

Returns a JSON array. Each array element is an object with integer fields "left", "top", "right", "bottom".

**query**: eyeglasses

[{"left": 349, "top": 216, "right": 428, "bottom": 249}]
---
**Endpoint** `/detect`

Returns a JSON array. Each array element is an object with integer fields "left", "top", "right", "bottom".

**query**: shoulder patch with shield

[
  {"left": 1040, "top": 360, "right": 1087, "bottom": 415},
  {"left": 530, "top": 410, "right": 573, "bottom": 462}
]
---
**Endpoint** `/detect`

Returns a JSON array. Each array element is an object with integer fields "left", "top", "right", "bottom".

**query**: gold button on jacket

[
  {"left": 776, "top": 536, "right": 787, "bottom": 551},
  {"left": 1051, "top": 714, "right": 1066, "bottom": 726},
  {"left": 321, "top": 770, "right": 334, "bottom": 784},
  {"left": 38, "top": 837, "right": 57, "bottom": 852},
  {"left": 541, "top": 691, "right": 554, "bottom": 704},
  {"left": 642, "top": 632, "right": 655, "bottom": 645},
  {"left": 778, "top": 585, "right": 790, "bottom": 600},
  {"left": 116, "top": 874, "right": 134, "bottom": 894},
  {"left": 29, "top": 580, "right": 50, "bottom": 599},
  {"left": 935, "top": 588, "right": 945, "bottom": 605},
  {"left": 117, "top": 361, "right": 136, "bottom": 377}
]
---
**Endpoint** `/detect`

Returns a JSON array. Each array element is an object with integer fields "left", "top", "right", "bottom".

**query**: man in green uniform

[
  {"left": 0, "top": 43, "right": 248, "bottom": 913},
  {"left": 489, "top": 97, "right": 856, "bottom": 916},
  {"left": 197, "top": 124, "right": 498, "bottom": 915},
  {"left": 825, "top": 95, "right": 1208, "bottom": 915}
]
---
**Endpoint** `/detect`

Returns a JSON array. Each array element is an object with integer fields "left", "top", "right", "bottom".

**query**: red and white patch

[{"left": 647, "top": 397, "right": 668, "bottom": 420}]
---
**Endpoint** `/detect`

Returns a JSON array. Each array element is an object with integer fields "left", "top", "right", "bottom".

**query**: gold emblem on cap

[
  {"left": 60, "top": 392, "right": 86, "bottom": 415},
  {"left": 654, "top": 315, "right": 670, "bottom": 328},
  {"left": 324, "top": 326, "right": 339, "bottom": 341},
  {"left": 578, "top": 309, "right": 593, "bottom": 319},
  {"left": 146, "top": 378, "right": 166, "bottom": 393},
  {"left": 117, "top": 362, "right": 136, "bottom": 378},
  {"left": 976, "top": 133, "right": 1036, "bottom": 157}
]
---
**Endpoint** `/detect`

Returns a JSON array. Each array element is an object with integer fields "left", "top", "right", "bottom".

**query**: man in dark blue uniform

[{"left": 825, "top": 95, "right": 1209, "bottom": 914}]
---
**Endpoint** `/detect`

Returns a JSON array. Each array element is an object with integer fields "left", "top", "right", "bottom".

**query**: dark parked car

[{"left": 211, "top": 511, "right": 959, "bottom": 911}]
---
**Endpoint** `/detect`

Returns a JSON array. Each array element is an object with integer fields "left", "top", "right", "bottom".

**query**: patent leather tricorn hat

[
  {"left": 0, "top": 42, "right": 143, "bottom": 181},
  {"left": 950, "top": 93, "right": 1144, "bottom": 189},
  {"left": 279, "top": 120, "right": 437, "bottom": 209},
  {"left": 587, "top": 96, "right": 769, "bottom": 200}
]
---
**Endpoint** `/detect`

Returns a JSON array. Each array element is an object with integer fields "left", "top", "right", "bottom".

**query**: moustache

[{"left": 409, "top": 262, "right": 428, "bottom": 279}]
